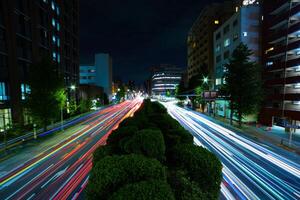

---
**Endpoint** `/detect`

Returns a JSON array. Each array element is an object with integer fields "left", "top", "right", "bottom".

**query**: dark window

[
  {"left": 17, "top": 37, "right": 32, "bottom": 60},
  {"left": 224, "top": 51, "right": 230, "bottom": 59},
  {"left": 223, "top": 25, "right": 230, "bottom": 34},
  {"left": 233, "top": 19, "right": 238, "bottom": 27},
  {"left": 0, "top": 28, "right": 6, "bottom": 52},
  {"left": 233, "top": 33, "right": 238, "bottom": 41},
  {"left": 216, "top": 55, "right": 221, "bottom": 63},
  {"left": 216, "top": 32, "right": 221, "bottom": 40}
]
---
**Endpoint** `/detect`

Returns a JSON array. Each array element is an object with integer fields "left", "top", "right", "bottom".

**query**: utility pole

[
  {"left": 60, "top": 105, "right": 64, "bottom": 131},
  {"left": 2, "top": 114, "right": 7, "bottom": 151},
  {"left": 33, "top": 123, "right": 37, "bottom": 139}
]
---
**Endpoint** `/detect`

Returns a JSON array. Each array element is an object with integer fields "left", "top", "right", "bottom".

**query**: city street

[
  {"left": 0, "top": 99, "right": 142, "bottom": 200},
  {"left": 163, "top": 102, "right": 300, "bottom": 200}
]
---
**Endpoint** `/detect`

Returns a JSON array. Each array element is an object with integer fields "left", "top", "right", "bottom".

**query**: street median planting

[{"left": 86, "top": 99, "right": 222, "bottom": 200}]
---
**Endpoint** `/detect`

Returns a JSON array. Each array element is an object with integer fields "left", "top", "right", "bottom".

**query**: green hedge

[
  {"left": 106, "top": 126, "right": 138, "bottom": 153},
  {"left": 122, "top": 129, "right": 166, "bottom": 162},
  {"left": 86, "top": 154, "right": 166, "bottom": 199},
  {"left": 109, "top": 180, "right": 175, "bottom": 200},
  {"left": 168, "top": 170, "right": 208, "bottom": 200},
  {"left": 88, "top": 100, "right": 222, "bottom": 200},
  {"left": 171, "top": 144, "right": 223, "bottom": 198}
]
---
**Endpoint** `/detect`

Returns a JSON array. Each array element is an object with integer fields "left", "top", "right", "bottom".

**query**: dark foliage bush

[
  {"left": 109, "top": 180, "right": 175, "bottom": 200},
  {"left": 86, "top": 154, "right": 166, "bottom": 199},
  {"left": 150, "top": 113, "right": 182, "bottom": 133},
  {"left": 106, "top": 126, "right": 138, "bottom": 153},
  {"left": 168, "top": 170, "right": 208, "bottom": 200},
  {"left": 93, "top": 146, "right": 112, "bottom": 163},
  {"left": 171, "top": 144, "right": 222, "bottom": 199},
  {"left": 122, "top": 129, "right": 166, "bottom": 162}
]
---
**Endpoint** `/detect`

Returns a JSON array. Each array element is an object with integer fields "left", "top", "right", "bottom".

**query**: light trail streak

[
  {"left": 163, "top": 102, "right": 300, "bottom": 200},
  {"left": 0, "top": 99, "right": 143, "bottom": 200}
]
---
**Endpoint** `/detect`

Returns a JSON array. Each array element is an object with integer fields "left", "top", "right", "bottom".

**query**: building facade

[
  {"left": 151, "top": 65, "right": 182, "bottom": 97},
  {"left": 213, "top": 3, "right": 261, "bottom": 90},
  {"left": 187, "top": 1, "right": 236, "bottom": 88},
  {"left": 0, "top": 0, "right": 79, "bottom": 129},
  {"left": 80, "top": 53, "right": 112, "bottom": 99},
  {"left": 260, "top": 0, "right": 300, "bottom": 127}
]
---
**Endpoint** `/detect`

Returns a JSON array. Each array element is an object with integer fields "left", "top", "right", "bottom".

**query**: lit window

[
  {"left": 53, "top": 52, "right": 56, "bottom": 61},
  {"left": 216, "top": 78, "right": 222, "bottom": 85},
  {"left": 57, "top": 23, "right": 60, "bottom": 31},
  {"left": 52, "top": 18, "right": 55, "bottom": 27},
  {"left": 214, "top": 20, "right": 219, "bottom": 25},
  {"left": 235, "top": 6, "right": 239, "bottom": 12},
  {"left": 266, "top": 61, "right": 273, "bottom": 66},
  {"left": 265, "top": 47, "right": 274, "bottom": 54},
  {"left": 216, "top": 45, "right": 221, "bottom": 52},
  {"left": 192, "top": 42, "right": 197, "bottom": 48},
  {"left": 293, "top": 101, "right": 300, "bottom": 105},
  {"left": 43, "top": 0, "right": 47, "bottom": 3},
  {"left": 294, "top": 83, "right": 300, "bottom": 89},
  {"left": 57, "top": 53, "right": 60, "bottom": 63},
  {"left": 295, "top": 65, "right": 300, "bottom": 72},
  {"left": 243, "top": 32, "right": 248, "bottom": 37},
  {"left": 21, "top": 84, "right": 31, "bottom": 100},
  {"left": 0, "top": 82, "right": 9, "bottom": 101},
  {"left": 223, "top": 78, "right": 226, "bottom": 84},
  {"left": 56, "top": 7, "right": 60, "bottom": 15},
  {"left": 52, "top": 35, "right": 56, "bottom": 43},
  {"left": 296, "top": 50, "right": 300, "bottom": 55},
  {"left": 224, "top": 38, "right": 230, "bottom": 47},
  {"left": 57, "top": 38, "right": 60, "bottom": 47},
  {"left": 51, "top": 1, "right": 55, "bottom": 10}
]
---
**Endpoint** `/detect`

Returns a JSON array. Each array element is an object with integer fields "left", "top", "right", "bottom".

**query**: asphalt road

[
  {"left": 0, "top": 99, "right": 142, "bottom": 200},
  {"left": 164, "top": 102, "right": 300, "bottom": 200}
]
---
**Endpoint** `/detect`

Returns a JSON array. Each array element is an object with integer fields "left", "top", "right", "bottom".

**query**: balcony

[
  {"left": 266, "top": 75, "right": 300, "bottom": 85},
  {"left": 267, "top": 39, "right": 300, "bottom": 57},
  {"left": 265, "top": 57, "right": 300, "bottom": 71},
  {"left": 266, "top": 93, "right": 300, "bottom": 101},
  {"left": 269, "top": 20, "right": 300, "bottom": 43},
  {"left": 270, "top": 4, "right": 300, "bottom": 28}
]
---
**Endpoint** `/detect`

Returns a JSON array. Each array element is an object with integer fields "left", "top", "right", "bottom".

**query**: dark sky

[{"left": 80, "top": 0, "right": 220, "bottom": 84}]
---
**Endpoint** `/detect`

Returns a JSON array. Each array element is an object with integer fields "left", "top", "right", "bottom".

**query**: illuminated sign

[{"left": 242, "top": 0, "right": 258, "bottom": 5}]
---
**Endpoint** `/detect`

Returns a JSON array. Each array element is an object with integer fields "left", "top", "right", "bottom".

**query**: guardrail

[{"left": 0, "top": 108, "right": 104, "bottom": 151}]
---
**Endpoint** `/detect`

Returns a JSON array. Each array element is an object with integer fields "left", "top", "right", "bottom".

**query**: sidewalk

[{"left": 195, "top": 111, "right": 300, "bottom": 154}]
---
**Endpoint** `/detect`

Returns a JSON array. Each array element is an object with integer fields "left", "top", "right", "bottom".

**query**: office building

[
  {"left": 187, "top": 1, "right": 236, "bottom": 88},
  {"left": 213, "top": 3, "right": 261, "bottom": 90},
  {"left": 80, "top": 53, "right": 112, "bottom": 99},
  {"left": 151, "top": 65, "right": 182, "bottom": 97},
  {"left": 260, "top": 0, "right": 300, "bottom": 127},
  {"left": 0, "top": 0, "right": 79, "bottom": 129}
]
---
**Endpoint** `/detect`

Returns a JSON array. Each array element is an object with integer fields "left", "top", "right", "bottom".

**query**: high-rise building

[
  {"left": 151, "top": 65, "right": 182, "bottom": 97},
  {"left": 213, "top": 2, "right": 261, "bottom": 120},
  {"left": 260, "top": 0, "right": 300, "bottom": 127},
  {"left": 0, "top": 0, "right": 79, "bottom": 128},
  {"left": 213, "top": 3, "right": 261, "bottom": 90},
  {"left": 187, "top": 1, "right": 236, "bottom": 88},
  {"left": 80, "top": 53, "right": 113, "bottom": 99}
]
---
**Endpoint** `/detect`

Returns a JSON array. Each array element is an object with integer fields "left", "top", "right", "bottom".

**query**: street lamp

[
  {"left": 70, "top": 85, "right": 76, "bottom": 90},
  {"left": 203, "top": 76, "right": 209, "bottom": 84}
]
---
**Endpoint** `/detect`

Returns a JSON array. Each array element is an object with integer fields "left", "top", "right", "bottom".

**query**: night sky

[{"left": 80, "top": 0, "right": 221, "bottom": 84}]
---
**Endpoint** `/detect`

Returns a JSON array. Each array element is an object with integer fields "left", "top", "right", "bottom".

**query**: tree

[
  {"left": 26, "top": 57, "right": 65, "bottom": 130},
  {"left": 175, "top": 80, "right": 186, "bottom": 101},
  {"left": 116, "top": 85, "right": 125, "bottom": 102},
  {"left": 222, "top": 43, "right": 263, "bottom": 126},
  {"left": 78, "top": 98, "right": 92, "bottom": 113}
]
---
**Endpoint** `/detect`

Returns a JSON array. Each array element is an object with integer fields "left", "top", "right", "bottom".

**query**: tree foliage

[
  {"left": 86, "top": 154, "right": 166, "bottom": 199},
  {"left": 26, "top": 57, "right": 65, "bottom": 130},
  {"left": 222, "top": 43, "right": 263, "bottom": 126},
  {"left": 109, "top": 180, "right": 175, "bottom": 200}
]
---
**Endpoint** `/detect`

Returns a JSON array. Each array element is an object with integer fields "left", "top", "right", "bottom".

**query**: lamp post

[
  {"left": 60, "top": 84, "right": 76, "bottom": 131},
  {"left": 2, "top": 114, "right": 7, "bottom": 151}
]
